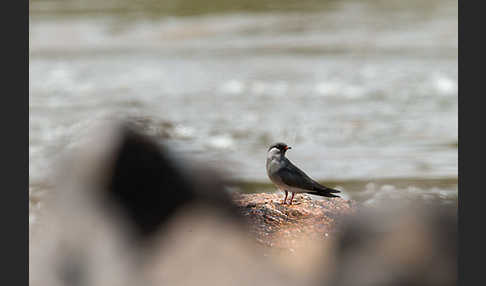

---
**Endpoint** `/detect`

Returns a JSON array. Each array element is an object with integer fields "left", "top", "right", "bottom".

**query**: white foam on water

[
  {"left": 207, "top": 135, "right": 235, "bottom": 150},
  {"left": 220, "top": 80, "right": 245, "bottom": 95},
  {"left": 432, "top": 75, "right": 457, "bottom": 96},
  {"left": 173, "top": 125, "right": 196, "bottom": 139},
  {"left": 362, "top": 184, "right": 457, "bottom": 207},
  {"left": 315, "top": 82, "right": 365, "bottom": 98}
]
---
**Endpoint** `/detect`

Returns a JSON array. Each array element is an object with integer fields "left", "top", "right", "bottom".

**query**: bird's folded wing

[{"left": 277, "top": 160, "right": 317, "bottom": 191}]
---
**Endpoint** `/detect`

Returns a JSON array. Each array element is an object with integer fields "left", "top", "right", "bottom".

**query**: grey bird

[{"left": 266, "top": 142, "right": 341, "bottom": 205}]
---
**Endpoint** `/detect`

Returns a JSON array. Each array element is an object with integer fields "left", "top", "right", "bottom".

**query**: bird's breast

[{"left": 266, "top": 158, "right": 283, "bottom": 183}]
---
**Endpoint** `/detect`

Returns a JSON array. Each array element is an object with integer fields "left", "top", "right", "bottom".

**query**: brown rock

[{"left": 232, "top": 192, "right": 357, "bottom": 251}]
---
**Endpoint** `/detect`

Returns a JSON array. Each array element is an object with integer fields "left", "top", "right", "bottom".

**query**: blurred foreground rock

[
  {"left": 328, "top": 203, "right": 457, "bottom": 286},
  {"left": 29, "top": 121, "right": 457, "bottom": 286},
  {"left": 29, "top": 122, "right": 289, "bottom": 286}
]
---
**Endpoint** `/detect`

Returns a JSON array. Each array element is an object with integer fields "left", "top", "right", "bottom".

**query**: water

[{"left": 29, "top": 0, "right": 458, "bottom": 218}]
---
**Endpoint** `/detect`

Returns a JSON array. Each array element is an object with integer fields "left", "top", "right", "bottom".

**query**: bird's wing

[
  {"left": 277, "top": 158, "right": 319, "bottom": 191},
  {"left": 278, "top": 158, "right": 341, "bottom": 195}
]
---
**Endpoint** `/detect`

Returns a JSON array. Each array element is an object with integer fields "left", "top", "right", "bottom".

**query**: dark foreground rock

[{"left": 233, "top": 193, "right": 357, "bottom": 251}]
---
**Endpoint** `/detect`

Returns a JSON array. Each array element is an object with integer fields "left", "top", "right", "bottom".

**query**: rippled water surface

[{"left": 29, "top": 0, "right": 457, "bottom": 213}]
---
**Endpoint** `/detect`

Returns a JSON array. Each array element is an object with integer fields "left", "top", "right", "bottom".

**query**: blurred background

[{"left": 29, "top": 0, "right": 457, "bottom": 224}]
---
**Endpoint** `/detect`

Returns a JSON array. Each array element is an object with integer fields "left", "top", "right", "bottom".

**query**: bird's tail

[{"left": 309, "top": 184, "right": 341, "bottom": 198}]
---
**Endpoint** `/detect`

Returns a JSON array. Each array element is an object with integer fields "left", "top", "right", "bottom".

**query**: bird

[{"left": 266, "top": 142, "right": 341, "bottom": 205}]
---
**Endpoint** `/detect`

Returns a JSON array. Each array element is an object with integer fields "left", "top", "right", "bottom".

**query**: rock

[
  {"left": 326, "top": 203, "right": 457, "bottom": 286},
  {"left": 232, "top": 193, "right": 357, "bottom": 250},
  {"left": 30, "top": 122, "right": 253, "bottom": 286}
]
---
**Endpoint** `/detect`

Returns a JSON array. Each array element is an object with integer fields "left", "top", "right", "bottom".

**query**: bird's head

[{"left": 268, "top": 142, "right": 291, "bottom": 156}]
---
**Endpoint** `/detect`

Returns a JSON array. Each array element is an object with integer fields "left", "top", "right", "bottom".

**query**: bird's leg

[
  {"left": 289, "top": 192, "right": 295, "bottom": 205},
  {"left": 282, "top": 190, "right": 288, "bottom": 205}
]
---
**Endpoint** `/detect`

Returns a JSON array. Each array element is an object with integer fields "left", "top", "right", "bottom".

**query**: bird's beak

[{"left": 285, "top": 146, "right": 291, "bottom": 150}]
